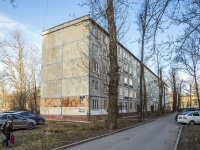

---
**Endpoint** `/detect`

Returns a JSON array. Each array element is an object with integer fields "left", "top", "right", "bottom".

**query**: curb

[
  {"left": 52, "top": 119, "right": 155, "bottom": 150},
  {"left": 52, "top": 113, "right": 173, "bottom": 150},
  {"left": 173, "top": 125, "right": 183, "bottom": 150}
]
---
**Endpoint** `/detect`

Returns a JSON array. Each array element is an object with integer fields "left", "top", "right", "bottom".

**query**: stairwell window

[
  {"left": 92, "top": 80, "right": 99, "bottom": 91},
  {"left": 93, "top": 62, "right": 100, "bottom": 74},
  {"left": 92, "top": 43, "right": 98, "bottom": 54},
  {"left": 92, "top": 27, "right": 98, "bottom": 37},
  {"left": 103, "top": 34, "right": 107, "bottom": 45}
]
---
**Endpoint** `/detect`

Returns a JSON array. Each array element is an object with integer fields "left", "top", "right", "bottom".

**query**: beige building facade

[{"left": 41, "top": 15, "right": 170, "bottom": 122}]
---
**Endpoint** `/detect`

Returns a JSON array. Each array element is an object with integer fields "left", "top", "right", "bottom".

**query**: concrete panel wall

[
  {"left": 52, "top": 29, "right": 63, "bottom": 47},
  {"left": 62, "top": 77, "right": 89, "bottom": 97},
  {"left": 41, "top": 63, "right": 62, "bottom": 81},
  {"left": 42, "top": 46, "right": 62, "bottom": 65},
  {"left": 40, "top": 107, "right": 61, "bottom": 115},
  {"left": 41, "top": 80, "right": 61, "bottom": 98},
  {"left": 63, "top": 58, "right": 88, "bottom": 78},
  {"left": 63, "top": 41, "right": 89, "bottom": 61},
  {"left": 42, "top": 34, "right": 52, "bottom": 50}
]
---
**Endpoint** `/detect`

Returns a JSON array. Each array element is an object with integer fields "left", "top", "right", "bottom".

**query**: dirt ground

[{"left": 177, "top": 125, "right": 200, "bottom": 150}]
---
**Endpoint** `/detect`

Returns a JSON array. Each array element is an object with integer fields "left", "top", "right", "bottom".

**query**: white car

[{"left": 177, "top": 111, "right": 200, "bottom": 125}]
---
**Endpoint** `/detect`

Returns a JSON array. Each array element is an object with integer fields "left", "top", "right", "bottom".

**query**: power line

[{"left": 43, "top": 0, "right": 48, "bottom": 31}]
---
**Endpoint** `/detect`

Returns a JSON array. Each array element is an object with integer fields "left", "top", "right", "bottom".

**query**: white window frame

[
  {"left": 103, "top": 34, "right": 107, "bottom": 45},
  {"left": 93, "top": 62, "right": 100, "bottom": 73},
  {"left": 124, "top": 88, "right": 128, "bottom": 98},
  {"left": 129, "top": 78, "right": 133, "bottom": 86},
  {"left": 123, "top": 51, "right": 127, "bottom": 59},
  {"left": 92, "top": 27, "right": 98, "bottom": 37},
  {"left": 92, "top": 43, "right": 98, "bottom": 54},
  {"left": 129, "top": 67, "right": 132, "bottom": 75},
  {"left": 117, "top": 46, "right": 121, "bottom": 56},
  {"left": 124, "top": 63, "right": 128, "bottom": 72},
  {"left": 92, "top": 80, "right": 99, "bottom": 91},
  {"left": 124, "top": 102, "right": 128, "bottom": 110},
  {"left": 129, "top": 90, "right": 133, "bottom": 98},
  {"left": 124, "top": 76, "right": 128, "bottom": 85},
  {"left": 103, "top": 49, "right": 107, "bottom": 59},
  {"left": 92, "top": 99, "right": 98, "bottom": 110},
  {"left": 119, "top": 87, "right": 123, "bottom": 96},
  {"left": 134, "top": 92, "right": 137, "bottom": 99}
]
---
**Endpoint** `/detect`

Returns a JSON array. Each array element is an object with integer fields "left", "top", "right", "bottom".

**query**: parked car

[
  {"left": 177, "top": 111, "right": 200, "bottom": 125},
  {"left": 175, "top": 108, "right": 198, "bottom": 121},
  {"left": 14, "top": 111, "right": 45, "bottom": 125},
  {"left": 0, "top": 113, "right": 36, "bottom": 130}
]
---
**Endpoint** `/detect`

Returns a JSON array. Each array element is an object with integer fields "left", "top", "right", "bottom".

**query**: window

[
  {"left": 103, "top": 34, "right": 107, "bottom": 45},
  {"left": 124, "top": 63, "right": 128, "bottom": 72},
  {"left": 134, "top": 92, "right": 137, "bottom": 98},
  {"left": 129, "top": 102, "right": 133, "bottom": 109},
  {"left": 28, "top": 113, "right": 36, "bottom": 117},
  {"left": 93, "top": 62, "right": 100, "bottom": 73},
  {"left": 194, "top": 100, "right": 198, "bottom": 105},
  {"left": 125, "top": 102, "right": 128, "bottom": 110},
  {"left": 129, "top": 67, "right": 133, "bottom": 75},
  {"left": 193, "top": 113, "right": 199, "bottom": 116},
  {"left": 124, "top": 88, "right": 128, "bottom": 98},
  {"left": 117, "top": 46, "right": 121, "bottom": 56},
  {"left": 103, "top": 49, "right": 107, "bottom": 59},
  {"left": 92, "top": 27, "right": 98, "bottom": 37},
  {"left": 129, "top": 90, "right": 133, "bottom": 98},
  {"left": 104, "top": 84, "right": 108, "bottom": 93},
  {"left": 92, "top": 99, "right": 98, "bottom": 109},
  {"left": 123, "top": 51, "right": 127, "bottom": 59},
  {"left": 129, "top": 78, "right": 133, "bottom": 86},
  {"left": 119, "top": 87, "right": 123, "bottom": 95},
  {"left": 124, "top": 76, "right": 128, "bottom": 85},
  {"left": 92, "top": 43, "right": 98, "bottom": 54},
  {"left": 92, "top": 80, "right": 99, "bottom": 91}
]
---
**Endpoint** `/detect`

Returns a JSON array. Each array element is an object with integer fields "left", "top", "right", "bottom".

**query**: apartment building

[{"left": 41, "top": 15, "right": 170, "bottom": 121}]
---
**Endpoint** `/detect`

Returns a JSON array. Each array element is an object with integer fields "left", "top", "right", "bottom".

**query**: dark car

[
  {"left": 14, "top": 111, "right": 45, "bottom": 125},
  {"left": 0, "top": 113, "right": 36, "bottom": 130}
]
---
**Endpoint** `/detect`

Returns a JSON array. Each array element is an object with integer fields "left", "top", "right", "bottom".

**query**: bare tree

[
  {"left": 170, "top": 0, "right": 200, "bottom": 46},
  {"left": 174, "top": 32, "right": 200, "bottom": 108},
  {"left": 136, "top": 0, "right": 172, "bottom": 121},
  {"left": 0, "top": 29, "right": 40, "bottom": 111},
  {"left": 81, "top": 0, "right": 131, "bottom": 129}
]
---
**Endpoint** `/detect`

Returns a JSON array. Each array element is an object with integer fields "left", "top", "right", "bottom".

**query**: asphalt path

[{"left": 66, "top": 113, "right": 181, "bottom": 150}]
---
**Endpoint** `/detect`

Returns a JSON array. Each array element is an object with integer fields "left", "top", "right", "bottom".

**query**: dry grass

[{"left": 3, "top": 112, "right": 170, "bottom": 150}]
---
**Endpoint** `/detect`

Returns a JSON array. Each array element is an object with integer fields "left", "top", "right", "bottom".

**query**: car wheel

[
  {"left": 27, "top": 122, "right": 34, "bottom": 130},
  {"left": 189, "top": 120, "right": 195, "bottom": 125},
  {"left": 39, "top": 120, "right": 44, "bottom": 125}
]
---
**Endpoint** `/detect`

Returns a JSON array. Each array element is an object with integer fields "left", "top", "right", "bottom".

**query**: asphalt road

[{"left": 66, "top": 113, "right": 181, "bottom": 150}]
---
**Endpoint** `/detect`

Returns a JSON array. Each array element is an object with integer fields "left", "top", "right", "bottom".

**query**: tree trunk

[{"left": 106, "top": 0, "right": 119, "bottom": 130}]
